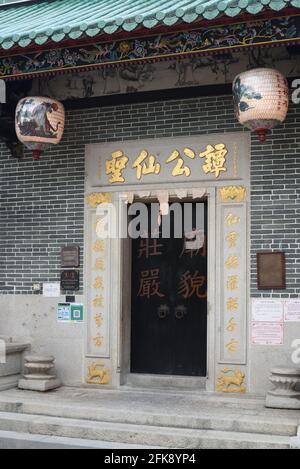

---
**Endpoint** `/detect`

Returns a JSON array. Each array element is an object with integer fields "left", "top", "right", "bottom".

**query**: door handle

[
  {"left": 175, "top": 305, "right": 187, "bottom": 320},
  {"left": 157, "top": 305, "right": 170, "bottom": 319}
]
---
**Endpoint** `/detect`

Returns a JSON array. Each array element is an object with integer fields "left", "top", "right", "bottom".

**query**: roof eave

[{"left": 1, "top": 6, "right": 299, "bottom": 56}]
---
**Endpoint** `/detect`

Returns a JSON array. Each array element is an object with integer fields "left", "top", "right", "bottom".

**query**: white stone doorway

[{"left": 84, "top": 134, "right": 250, "bottom": 393}]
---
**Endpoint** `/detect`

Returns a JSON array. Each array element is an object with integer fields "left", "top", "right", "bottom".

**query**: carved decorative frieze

[
  {"left": 219, "top": 186, "right": 247, "bottom": 203},
  {"left": 86, "top": 192, "right": 112, "bottom": 208},
  {"left": 1, "top": 16, "right": 299, "bottom": 80}
]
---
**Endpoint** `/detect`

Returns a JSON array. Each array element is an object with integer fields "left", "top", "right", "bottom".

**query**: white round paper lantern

[
  {"left": 16, "top": 96, "right": 65, "bottom": 160},
  {"left": 233, "top": 68, "right": 289, "bottom": 142}
]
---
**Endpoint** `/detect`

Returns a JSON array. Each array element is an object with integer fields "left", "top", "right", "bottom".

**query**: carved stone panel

[
  {"left": 85, "top": 199, "right": 111, "bottom": 359},
  {"left": 217, "top": 188, "right": 248, "bottom": 366}
]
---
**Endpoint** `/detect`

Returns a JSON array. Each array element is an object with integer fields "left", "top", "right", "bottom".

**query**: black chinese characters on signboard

[{"left": 61, "top": 270, "right": 80, "bottom": 292}]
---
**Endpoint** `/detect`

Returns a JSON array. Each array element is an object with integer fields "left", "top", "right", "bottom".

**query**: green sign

[
  {"left": 57, "top": 303, "right": 84, "bottom": 323},
  {"left": 71, "top": 304, "right": 84, "bottom": 322}
]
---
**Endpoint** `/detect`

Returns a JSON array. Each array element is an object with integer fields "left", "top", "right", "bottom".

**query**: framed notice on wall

[
  {"left": 252, "top": 322, "right": 284, "bottom": 346},
  {"left": 257, "top": 252, "right": 286, "bottom": 290},
  {"left": 284, "top": 300, "right": 300, "bottom": 322}
]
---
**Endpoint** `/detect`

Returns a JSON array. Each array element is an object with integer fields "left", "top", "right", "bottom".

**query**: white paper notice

[
  {"left": 43, "top": 283, "right": 61, "bottom": 298},
  {"left": 252, "top": 322, "right": 284, "bottom": 346},
  {"left": 252, "top": 299, "right": 284, "bottom": 323},
  {"left": 284, "top": 300, "right": 300, "bottom": 322}
]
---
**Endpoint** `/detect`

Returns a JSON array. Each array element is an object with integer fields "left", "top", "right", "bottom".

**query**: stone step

[
  {"left": 123, "top": 386, "right": 267, "bottom": 409},
  {"left": 0, "top": 412, "right": 292, "bottom": 449},
  {"left": 0, "top": 398, "right": 296, "bottom": 437},
  {"left": 0, "top": 430, "right": 159, "bottom": 450}
]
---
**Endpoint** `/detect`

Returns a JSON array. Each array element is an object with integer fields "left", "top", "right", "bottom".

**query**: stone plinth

[
  {"left": 0, "top": 341, "right": 30, "bottom": 391},
  {"left": 18, "top": 356, "right": 61, "bottom": 392},
  {"left": 291, "top": 421, "right": 300, "bottom": 449},
  {"left": 266, "top": 367, "right": 300, "bottom": 410},
  {"left": 291, "top": 437, "right": 300, "bottom": 449}
]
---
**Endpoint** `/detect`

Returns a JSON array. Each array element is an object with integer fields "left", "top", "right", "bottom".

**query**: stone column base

[
  {"left": 18, "top": 378, "right": 61, "bottom": 392},
  {"left": 266, "top": 367, "right": 300, "bottom": 410},
  {"left": 18, "top": 355, "right": 61, "bottom": 393},
  {"left": 266, "top": 391, "right": 300, "bottom": 410}
]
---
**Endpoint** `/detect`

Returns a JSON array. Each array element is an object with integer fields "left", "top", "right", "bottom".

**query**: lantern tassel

[
  {"left": 33, "top": 149, "right": 42, "bottom": 161},
  {"left": 256, "top": 129, "right": 267, "bottom": 143}
]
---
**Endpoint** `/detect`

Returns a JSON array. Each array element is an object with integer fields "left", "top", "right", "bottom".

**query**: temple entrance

[{"left": 130, "top": 202, "right": 208, "bottom": 377}]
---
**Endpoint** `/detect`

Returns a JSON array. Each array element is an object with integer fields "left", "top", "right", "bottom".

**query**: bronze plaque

[
  {"left": 257, "top": 252, "right": 286, "bottom": 290},
  {"left": 61, "top": 246, "right": 80, "bottom": 268}
]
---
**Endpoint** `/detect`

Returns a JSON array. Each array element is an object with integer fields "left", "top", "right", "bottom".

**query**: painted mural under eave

[{"left": 31, "top": 46, "right": 300, "bottom": 101}]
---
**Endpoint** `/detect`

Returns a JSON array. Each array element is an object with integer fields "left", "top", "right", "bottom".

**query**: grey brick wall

[
  {"left": 0, "top": 95, "right": 299, "bottom": 296},
  {"left": 251, "top": 102, "right": 300, "bottom": 298}
]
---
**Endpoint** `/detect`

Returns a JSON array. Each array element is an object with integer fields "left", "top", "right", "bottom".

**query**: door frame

[{"left": 120, "top": 188, "right": 216, "bottom": 391}]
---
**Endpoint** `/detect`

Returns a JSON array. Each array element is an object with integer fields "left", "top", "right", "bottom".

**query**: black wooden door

[{"left": 131, "top": 202, "right": 207, "bottom": 377}]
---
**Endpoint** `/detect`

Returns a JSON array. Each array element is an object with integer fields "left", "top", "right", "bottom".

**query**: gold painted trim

[
  {"left": 86, "top": 192, "right": 112, "bottom": 208},
  {"left": 219, "top": 186, "right": 247, "bottom": 203}
]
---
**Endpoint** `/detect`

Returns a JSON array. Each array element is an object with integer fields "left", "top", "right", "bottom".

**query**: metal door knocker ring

[
  {"left": 157, "top": 305, "right": 170, "bottom": 319},
  {"left": 175, "top": 306, "right": 187, "bottom": 320}
]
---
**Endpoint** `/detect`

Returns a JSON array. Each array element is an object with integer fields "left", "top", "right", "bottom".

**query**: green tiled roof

[{"left": 0, "top": 0, "right": 299, "bottom": 50}]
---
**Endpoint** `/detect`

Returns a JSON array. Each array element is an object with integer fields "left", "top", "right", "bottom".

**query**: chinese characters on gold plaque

[
  {"left": 220, "top": 200, "right": 247, "bottom": 364},
  {"left": 106, "top": 144, "right": 229, "bottom": 184},
  {"left": 88, "top": 134, "right": 250, "bottom": 189}
]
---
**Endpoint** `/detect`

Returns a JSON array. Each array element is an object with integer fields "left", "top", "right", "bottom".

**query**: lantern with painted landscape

[
  {"left": 233, "top": 68, "right": 289, "bottom": 143},
  {"left": 15, "top": 97, "right": 65, "bottom": 160}
]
